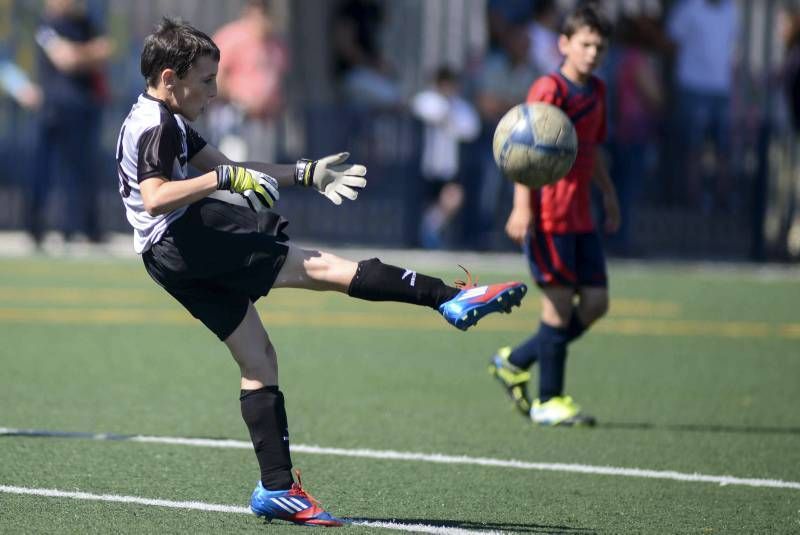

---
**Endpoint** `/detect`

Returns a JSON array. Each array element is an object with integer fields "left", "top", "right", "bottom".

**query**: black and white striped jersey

[{"left": 116, "top": 93, "right": 207, "bottom": 253}]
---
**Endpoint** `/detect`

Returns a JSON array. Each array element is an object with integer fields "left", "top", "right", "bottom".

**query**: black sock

[
  {"left": 347, "top": 258, "right": 459, "bottom": 309},
  {"left": 240, "top": 386, "right": 294, "bottom": 490}
]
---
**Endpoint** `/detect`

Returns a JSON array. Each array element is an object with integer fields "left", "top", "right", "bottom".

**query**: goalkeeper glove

[
  {"left": 294, "top": 152, "right": 367, "bottom": 205},
  {"left": 216, "top": 164, "right": 279, "bottom": 212}
]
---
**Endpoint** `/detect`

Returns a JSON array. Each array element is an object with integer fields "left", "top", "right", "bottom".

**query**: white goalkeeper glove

[
  {"left": 294, "top": 152, "right": 367, "bottom": 205},
  {"left": 216, "top": 164, "right": 279, "bottom": 212}
]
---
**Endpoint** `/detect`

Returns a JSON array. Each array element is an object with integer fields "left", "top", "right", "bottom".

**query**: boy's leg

[
  {"left": 575, "top": 286, "right": 609, "bottom": 328},
  {"left": 272, "top": 244, "right": 526, "bottom": 329},
  {"left": 520, "top": 286, "right": 575, "bottom": 400},
  {"left": 523, "top": 286, "right": 607, "bottom": 426},
  {"left": 272, "top": 246, "right": 456, "bottom": 307},
  {"left": 224, "top": 303, "right": 293, "bottom": 490}
]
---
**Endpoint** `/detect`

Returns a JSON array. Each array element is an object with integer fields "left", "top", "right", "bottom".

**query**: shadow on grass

[
  {"left": 599, "top": 421, "right": 800, "bottom": 436},
  {"left": 350, "top": 517, "right": 597, "bottom": 534}
]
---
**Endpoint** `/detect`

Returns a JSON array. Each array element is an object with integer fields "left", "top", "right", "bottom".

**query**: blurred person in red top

[
  {"left": 489, "top": 4, "right": 619, "bottom": 427},
  {"left": 210, "top": 0, "right": 288, "bottom": 162}
]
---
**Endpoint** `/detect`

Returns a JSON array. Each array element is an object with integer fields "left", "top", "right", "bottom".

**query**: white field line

[
  {"left": 3, "top": 427, "right": 799, "bottom": 491},
  {"left": 0, "top": 485, "right": 502, "bottom": 535},
  {"left": 130, "top": 435, "right": 800, "bottom": 490}
]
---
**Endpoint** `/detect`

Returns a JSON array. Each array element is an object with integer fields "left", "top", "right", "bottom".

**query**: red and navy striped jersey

[{"left": 526, "top": 72, "right": 607, "bottom": 233}]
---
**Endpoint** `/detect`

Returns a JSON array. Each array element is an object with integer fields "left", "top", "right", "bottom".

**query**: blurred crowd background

[{"left": 1, "top": 0, "right": 798, "bottom": 261}]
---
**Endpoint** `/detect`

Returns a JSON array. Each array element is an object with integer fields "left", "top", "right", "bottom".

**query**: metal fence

[{"left": 0, "top": 0, "right": 795, "bottom": 259}]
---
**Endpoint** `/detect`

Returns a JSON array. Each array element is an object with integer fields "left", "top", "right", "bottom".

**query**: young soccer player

[
  {"left": 117, "top": 18, "right": 526, "bottom": 526},
  {"left": 489, "top": 4, "right": 620, "bottom": 427}
]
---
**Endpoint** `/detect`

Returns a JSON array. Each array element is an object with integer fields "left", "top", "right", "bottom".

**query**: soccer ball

[{"left": 492, "top": 102, "right": 578, "bottom": 188}]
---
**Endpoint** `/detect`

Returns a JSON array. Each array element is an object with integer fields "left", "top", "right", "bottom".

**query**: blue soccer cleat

[
  {"left": 438, "top": 266, "right": 527, "bottom": 331},
  {"left": 250, "top": 470, "right": 346, "bottom": 527}
]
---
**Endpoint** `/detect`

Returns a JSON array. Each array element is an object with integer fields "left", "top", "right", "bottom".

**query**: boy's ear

[
  {"left": 557, "top": 34, "right": 570, "bottom": 56},
  {"left": 161, "top": 68, "right": 177, "bottom": 90}
]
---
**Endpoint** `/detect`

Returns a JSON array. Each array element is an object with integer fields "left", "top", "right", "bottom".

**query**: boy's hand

[
  {"left": 216, "top": 164, "right": 279, "bottom": 211},
  {"left": 295, "top": 152, "right": 367, "bottom": 205},
  {"left": 505, "top": 207, "right": 533, "bottom": 245}
]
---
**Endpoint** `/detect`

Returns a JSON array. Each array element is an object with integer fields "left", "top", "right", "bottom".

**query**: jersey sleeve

[
  {"left": 526, "top": 75, "right": 563, "bottom": 107},
  {"left": 137, "top": 121, "right": 181, "bottom": 182},
  {"left": 185, "top": 123, "right": 207, "bottom": 161}
]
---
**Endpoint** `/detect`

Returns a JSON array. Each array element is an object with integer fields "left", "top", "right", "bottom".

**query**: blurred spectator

[
  {"left": 608, "top": 15, "right": 665, "bottom": 256},
  {"left": 0, "top": 58, "right": 42, "bottom": 110},
  {"left": 210, "top": 0, "right": 289, "bottom": 162},
  {"left": 411, "top": 67, "right": 480, "bottom": 249},
  {"left": 782, "top": 2, "right": 800, "bottom": 133},
  {"left": 527, "top": 0, "right": 562, "bottom": 73},
  {"left": 487, "top": 0, "right": 536, "bottom": 52},
  {"left": 778, "top": 1, "right": 800, "bottom": 258},
  {"left": 331, "top": 0, "right": 401, "bottom": 109},
  {"left": 29, "top": 0, "right": 113, "bottom": 246},
  {"left": 667, "top": 0, "right": 739, "bottom": 213},
  {"left": 469, "top": 23, "right": 540, "bottom": 248}
]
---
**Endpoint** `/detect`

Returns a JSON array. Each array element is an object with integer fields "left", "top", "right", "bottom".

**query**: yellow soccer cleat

[
  {"left": 530, "top": 396, "right": 596, "bottom": 427},
  {"left": 488, "top": 347, "right": 532, "bottom": 415}
]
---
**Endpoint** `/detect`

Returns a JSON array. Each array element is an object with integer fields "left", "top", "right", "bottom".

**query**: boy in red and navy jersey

[{"left": 490, "top": 4, "right": 620, "bottom": 426}]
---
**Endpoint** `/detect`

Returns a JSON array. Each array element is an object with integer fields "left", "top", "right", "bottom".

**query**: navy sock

[
  {"left": 240, "top": 386, "right": 294, "bottom": 490},
  {"left": 536, "top": 322, "right": 571, "bottom": 402},
  {"left": 566, "top": 310, "right": 586, "bottom": 342},
  {"left": 508, "top": 334, "right": 540, "bottom": 370},
  {"left": 508, "top": 308, "right": 587, "bottom": 371},
  {"left": 347, "top": 258, "right": 459, "bottom": 309}
]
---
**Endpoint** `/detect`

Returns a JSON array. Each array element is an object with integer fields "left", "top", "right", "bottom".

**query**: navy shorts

[
  {"left": 142, "top": 198, "right": 290, "bottom": 341},
  {"left": 524, "top": 230, "right": 607, "bottom": 288}
]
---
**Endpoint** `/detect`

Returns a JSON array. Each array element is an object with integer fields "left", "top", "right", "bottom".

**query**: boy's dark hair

[
  {"left": 434, "top": 66, "right": 458, "bottom": 85},
  {"left": 561, "top": 3, "right": 612, "bottom": 39},
  {"left": 141, "top": 17, "right": 220, "bottom": 88}
]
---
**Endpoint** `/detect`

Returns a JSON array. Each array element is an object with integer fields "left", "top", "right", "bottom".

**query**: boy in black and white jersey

[{"left": 117, "top": 18, "right": 527, "bottom": 526}]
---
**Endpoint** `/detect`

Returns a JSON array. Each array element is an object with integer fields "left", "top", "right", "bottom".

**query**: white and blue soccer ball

[{"left": 492, "top": 102, "right": 578, "bottom": 189}]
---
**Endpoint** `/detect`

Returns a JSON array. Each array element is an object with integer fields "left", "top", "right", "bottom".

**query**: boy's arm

[
  {"left": 190, "top": 145, "right": 367, "bottom": 205},
  {"left": 505, "top": 183, "right": 534, "bottom": 245},
  {"left": 592, "top": 148, "right": 620, "bottom": 233},
  {"left": 190, "top": 144, "right": 296, "bottom": 187},
  {"left": 139, "top": 172, "right": 219, "bottom": 216}
]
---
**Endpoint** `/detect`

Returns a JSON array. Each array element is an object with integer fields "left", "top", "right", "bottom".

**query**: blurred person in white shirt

[{"left": 411, "top": 67, "right": 480, "bottom": 249}]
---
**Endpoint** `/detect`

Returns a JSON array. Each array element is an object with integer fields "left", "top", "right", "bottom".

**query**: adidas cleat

[
  {"left": 250, "top": 471, "right": 346, "bottom": 527},
  {"left": 438, "top": 266, "right": 527, "bottom": 331},
  {"left": 488, "top": 347, "right": 532, "bottom": 415},
  {"left": 530, "top": 396, "right": 596, "bottom": 427}
]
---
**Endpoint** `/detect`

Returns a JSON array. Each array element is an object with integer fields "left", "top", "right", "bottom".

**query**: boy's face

[
  {"left": 169, "top": 55, "right": 218, "bottom": 121},
  {"left": 558, "top": 26, "right": 607, "bottom": 78}
]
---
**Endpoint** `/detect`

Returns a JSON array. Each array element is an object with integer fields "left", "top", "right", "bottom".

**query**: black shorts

[{"left": 142, "top": 198, "right": 290, "bottom": 341}]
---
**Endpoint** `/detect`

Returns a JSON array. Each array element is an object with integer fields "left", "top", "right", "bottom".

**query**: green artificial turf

[{"left": 1, "top": 256, "right": 798, "bottom": 534}]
